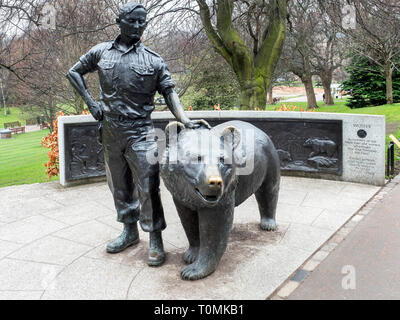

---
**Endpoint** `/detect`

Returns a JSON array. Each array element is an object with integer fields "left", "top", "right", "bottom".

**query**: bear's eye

[{"left": 197, "top": 155, "right": 203, "bottom": 163}]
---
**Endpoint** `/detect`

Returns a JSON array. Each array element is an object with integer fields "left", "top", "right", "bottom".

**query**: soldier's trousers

[{"left": 101, "top": 114, "right": 166, "bottom": 233}]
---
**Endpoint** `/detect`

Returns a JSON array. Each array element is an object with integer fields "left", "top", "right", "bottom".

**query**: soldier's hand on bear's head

[{"left": 184, "top": 119, "right": 211, "bottom": 130}]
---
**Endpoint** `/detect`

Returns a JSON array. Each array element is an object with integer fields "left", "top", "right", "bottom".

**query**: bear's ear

[
  {"left": 221, "top": 126, "right": 241, "bottom": 151},
  {"left": 165, "top": 121, "right": 185, "bottom": 147}
]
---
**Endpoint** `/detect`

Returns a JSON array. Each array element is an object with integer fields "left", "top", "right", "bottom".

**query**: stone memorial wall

[{"left": 58, "top": 111, "right": 385, "bottom": 187}]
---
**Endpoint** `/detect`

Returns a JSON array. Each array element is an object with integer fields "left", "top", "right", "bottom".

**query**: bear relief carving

[
  {"left": 277, "top": 149, "right": 292, "bottom": 165},
  {"left": 160, "top": 120, "right": 281, "bottom": 280},
  {"left": 303, "top": 138, "right": 337, "bottom": 158},
  {"left": 303, "top": 138, "right": 338, "bottom": 169}
]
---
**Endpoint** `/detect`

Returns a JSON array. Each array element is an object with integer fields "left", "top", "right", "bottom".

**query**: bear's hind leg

[
  {"left": 173, "top": 198, "right": 200, "bottom": 264},
  {"left": 255, "top": 161, "right": 280, "bottom": 231}
]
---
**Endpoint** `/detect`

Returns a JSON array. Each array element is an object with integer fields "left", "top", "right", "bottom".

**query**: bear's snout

[
  {"left": 208, "top": 176, "right": 223, "bottom": 189},
  {"left": 195, "top": 173, "right": 224, "bottom": 204}
]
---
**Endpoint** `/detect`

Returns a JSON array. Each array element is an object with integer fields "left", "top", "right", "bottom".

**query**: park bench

[{"left": 3, "top": 121, "right": 26, "bottom": 134}]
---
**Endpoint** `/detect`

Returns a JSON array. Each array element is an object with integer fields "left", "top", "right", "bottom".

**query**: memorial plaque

[
  {"left": 343, "top": 121, "right": 385, "bottom": 185},
  {"left": 64, "top": 123, "right": 105, "bottom": 181}
]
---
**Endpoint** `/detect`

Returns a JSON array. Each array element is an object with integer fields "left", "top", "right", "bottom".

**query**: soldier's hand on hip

[{"left": 88, "top": 101, "right": 103, "bottom": 121}]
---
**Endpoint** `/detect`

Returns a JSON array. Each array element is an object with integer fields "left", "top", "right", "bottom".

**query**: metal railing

[{"left": 387, "top": 141, "right": 395, "bottom": 176}]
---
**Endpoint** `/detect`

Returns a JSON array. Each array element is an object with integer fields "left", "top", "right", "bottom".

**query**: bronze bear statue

[{"left": 160, "top": 120, "right": 281, "bottom": 280}]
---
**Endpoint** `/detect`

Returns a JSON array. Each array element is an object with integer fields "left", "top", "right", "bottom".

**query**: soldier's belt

[{"left": 103, "top": 113, "right": 152, "bottom": 126}]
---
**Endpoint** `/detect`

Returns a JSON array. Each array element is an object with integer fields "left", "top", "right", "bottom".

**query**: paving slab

[
  {"left": 0, "top": 291, "right": 43, "bottom": 300},
  {"left": 0, "top": 240, "right": 23, "bottom": 260},
  {"left": 0, "top": 216, "right": 67, "bottom": 244},
  {"left": 0, "top": 197, "right": 65, "bottom": 224},
  {"left": 53, "top": 220, "right": 120, "bottom": 247},
  {"left": 8, "top": 236, "right": 92, "bottom": 266},
  {"left": 41, "top": 201, "right": 115, "bottom": 226},
  {"left": 0, "top": 177, "right": 380, "bottom": 299},
  {"left": 276, "top": 204, "right": 324, "bottom": 225},
  {"left": 311, "top": 209, "right": 356, "bottom": 231},
  {"left": 41, "top": 257, "right": 141, "bottom": 300},
  {"left": 279, "top": 223, "right": 335, "bottom": 253},
  {"left": 0, "top": 259, "right": 63, "bottom": 291},
  {"left": 95, "top": 214, "right": 124, "bottom": 230}
]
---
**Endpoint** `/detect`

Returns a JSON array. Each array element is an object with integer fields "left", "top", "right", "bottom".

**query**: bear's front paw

[
  {"left": 183, "top": 246, "right": 199, "bottom": 264},
  {"left": 181, "top": 262, "right": 216, "bottom": 281},
  {"left": 260, "top": 218, "right": 277, "bottom": 231}
]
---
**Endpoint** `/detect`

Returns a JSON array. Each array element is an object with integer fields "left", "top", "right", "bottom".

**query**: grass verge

[{"left": 0, "top": 130, "right": 58, "bottom": 188}]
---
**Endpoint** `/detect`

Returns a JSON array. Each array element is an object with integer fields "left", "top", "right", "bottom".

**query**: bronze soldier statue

[{"left": 66, "top": 2, "right": 202, "bottom": 266}]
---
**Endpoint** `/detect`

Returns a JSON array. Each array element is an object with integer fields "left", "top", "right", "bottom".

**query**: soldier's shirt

[{"left": 79, "top": 35, "right": 175, "bottom": 119}]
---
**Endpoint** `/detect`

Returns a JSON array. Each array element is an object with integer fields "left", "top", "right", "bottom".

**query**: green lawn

[
  {"left": 0, "top": 105, "right": 81, "bottom": 129},
  {"left": 266, "top": 99, "right": 349, "bottom": 112},
  {"left": 0, "top": 130, "right": 58, "bottom": 188},
  {"left": 0, "top": 106, "right": 46, "bottom": 129},
  {"left": 0, "top": 108, "right": 25, "bottom": 128}
]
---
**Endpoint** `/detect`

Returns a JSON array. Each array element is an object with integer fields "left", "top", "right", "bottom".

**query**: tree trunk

[
  {"left": 385, "top": 63, "right": 393, "bottom": 104},
  {"left": 0, "top": 81, "right": 7, "bottom": 116},
  {"left": 46, "top": 97, "right": 56, "bottom": 132},
  {"left": 268, "top": 84, "right": 274, "bottom": 105},
  {"left": 196, "top": 0, "right": 287, "bottom": 111},
  {"left": 321, "top": 77, "right": 334, "bottom": 105},
  {"left": 302, "top": 76, "right": 318, "bottom": 109},
  {"left": 239, "top": 82, "right": 267, "bottom": 110}
]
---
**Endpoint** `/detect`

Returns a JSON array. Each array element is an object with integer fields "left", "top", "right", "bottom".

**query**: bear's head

[
  {"left": 160, "top": 122, "right": 241, "bottom": 207},
  {"left": 303, "top": 138, "right": 315, "bottom": 147}
]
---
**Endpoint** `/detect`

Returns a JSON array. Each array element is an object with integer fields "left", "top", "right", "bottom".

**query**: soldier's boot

[
  {"left": 147, "top": 231, "right": 166, "bottom": 267},
  {"left": 106, "top": 222, "right": 140, "bottom": 254}
]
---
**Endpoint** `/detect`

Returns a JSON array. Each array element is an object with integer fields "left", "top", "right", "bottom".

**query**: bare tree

[
  {"left": 319, "top": 0, "right": 400, "bottom": 104},
  {"left": 1, "top": 0, "right": 207, "bottom": 118},
  {"left": 0, "top": 0, "right": 50, "bottom": 79},
  {"left": 2, "top": 0, "right": 290, "bottom": 116},
  {"left": 282, "top": 0, "right": 319, "bottom": 109},
  {"left": 309, "top": 5, "right": 346, "bottom": 105},
  {"left": 195, "top": 0, "right": 289, "bottom": 110},
  {"left": 266, "top": 58, "right": 292, "bottom": 104},
  {"left": 0, "top": 34, "right": 11, "bottom": 115},
  {"left": 2, "top": 0, "right": 117, "bottom": 127},
  {"left": 0, "top": 67, "right": 10, "bottom": 115}
]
